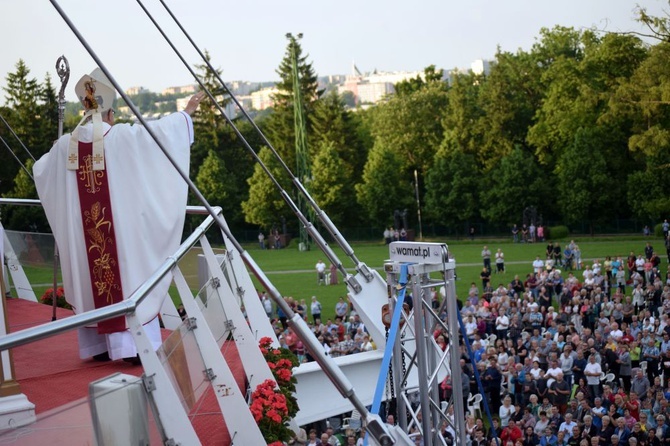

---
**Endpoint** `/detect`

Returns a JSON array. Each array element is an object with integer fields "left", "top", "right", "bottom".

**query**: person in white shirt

[
  {"left": 499, "top": 395, "right": 516, "bottom": 427},
  {"left": 610, "top": 322, "right": 624, "bottom": 341},
  {"left": 584, "top": 354, "right": 603, "bottom": 398},
  {"left": 533, "top": 256, "right": 545, "bottom": 274},
  {"left": 495, "top": 249, "right": 505, "bottom": 273},
  {"left": 530, "top": 361, "right": 542, "bottom": 380},
  {"left": 558, "top": 413, "right": 578, "bottom": 441},
  {"left": 465, "top": 315, "right": 478, "bottom": 340},
  {"left": 545, "top": 359, "right": 562, "bottom": 388},
  {"left": 496, "top": 313, "right": 510, "bottom": 339},
  {"left": 315, "top": 259, "right": 327, "bottom": 285},
  {"left": 592, "top": 260, "right": 602, "bottom": 275}
]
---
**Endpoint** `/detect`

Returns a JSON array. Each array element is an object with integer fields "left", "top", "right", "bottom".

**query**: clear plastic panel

[
  {"left": 157, "top": 311, "right": 229, "bottom": 444},
  {"left": 156, "top": 323, "right": 209, "bottom": 414},
  {"left": 195, "top": 279, "right": 231, "bottom": 348}
]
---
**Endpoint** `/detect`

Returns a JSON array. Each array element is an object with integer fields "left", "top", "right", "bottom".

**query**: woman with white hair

[{"left": 499, "top": 395, "right": 516, "bottom": 428}]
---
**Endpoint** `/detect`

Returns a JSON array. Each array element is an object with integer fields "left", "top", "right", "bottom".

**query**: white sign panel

[{"left": 388, "top": 242, "right": 448, "bottom": 263}]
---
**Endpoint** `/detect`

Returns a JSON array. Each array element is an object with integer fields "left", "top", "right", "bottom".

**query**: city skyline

[{"left": 0, "top": 0, "right": 666, "bottom": 97}]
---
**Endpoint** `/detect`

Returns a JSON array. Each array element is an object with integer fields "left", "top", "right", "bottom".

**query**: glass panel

[
  {"left": 156, "top": 323, "right": 209, "bottom": 414},
  {"left": 195, "top": 280, "right": 231, "bottom": 348},
  {"left": 157, "top": 315, "right": 227, "bottom": 443}
]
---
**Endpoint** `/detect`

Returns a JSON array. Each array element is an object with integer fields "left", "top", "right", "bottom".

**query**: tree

[
  {"left": 37, "top": 73, "right": 58, "bottom": 155},
  {"left": 394, "top": 65, "right": 444, "bottom": 97},
  {"left": 265, "top": 36, "right": 321, "bottom": 174},
  {"left": 2, "top": 159, "right": 48, "bottom": 231},
  {"left": 527, "top": 29, "right": 645, "bottom": 170},
  {"left": 475, "top": 49, "right": 544, "bottom": 169},
  {"left": 241, "top": 146, "right": 293, "bottom": 229},
  {"left": 1, "top": 61, "right": 60, "bottom": 198},
  {"left": 609, "top": 42, "right": 670, "bottom": 160},
  {"left": 308, "top": 141, "right": 354, "bottom": 227},
  {"left": 480, "top": 147, "right": 551, "bottom": 225},
  {"left": 625, "top": 152, "right": 670, "bottom": 220},
  {"left": 369, "top": 80, "right": 448, "bottom": 176},
  {"left": 423, "top": 149, "right": 479, "bottom": 229},
  {"left": 311, "top": 91, "right": 368, "bottom": 179},
  {"left": 195, "top": 150, "right": 239, "bottom": 219},
  {"left": 190, "top": 51, "right": 229, "bottom": 179},
  {"left": 555, "top": 128, "right": 615, "bottom": 232},
  {"left": 1, "top": 61, "right": 41, "bottom": 196},
  {"left": 188, "top": 52, "right": 253, "bottom": 228},
  {"left": 243, "top": 37, "right": 321, "bottom": 234},
  {"left": 439, "top": 71, "right": 486, "bottom": 161},
  {"left": 635, "top": 2, "right": 670, "bottom": 42},
  {"left": 355, "top": 142, "right": 413, "bottom": 225},
  {"left": 309, "top": 91, "right": 366, "bottom": 225}
]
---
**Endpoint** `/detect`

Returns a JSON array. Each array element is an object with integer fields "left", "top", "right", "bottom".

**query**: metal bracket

[
  {"left": 211, "top": 277, "right": 220, "bottom": 289},
  {"left": 345, "top": 274, "right": 362, "bottom": 294},
  {"left": 142, "top": 374, "right": 157, "bottom": 393},
  {"left": 356, "top": 263, "right": 374, "bottom": 282},
  {"left": 226, "top": 250, "right": 234, "bottom": 262},
  {"left": 164, "top": 438, "right": 178, "bottom": 446},
  {"left": 203, "top": 368, "right": 217, "bottom": 382},
  {"left": 185, "top": 317, "right": 198, "bottom": 331},
  {"left": 235, "top": 286, "right": 245, "bottom": 299},
  {"left": 223, "top": 320, "right": 235, "bottom": 332}
]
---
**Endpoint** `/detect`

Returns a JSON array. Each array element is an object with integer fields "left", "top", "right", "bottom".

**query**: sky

[{"left": 0, "top": 0, "right": 667, "bottom": 97}]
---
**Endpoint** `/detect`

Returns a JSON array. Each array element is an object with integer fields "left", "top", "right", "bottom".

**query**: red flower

[{"left": 255, "top": 337, "right": 299, "bottom": 443}]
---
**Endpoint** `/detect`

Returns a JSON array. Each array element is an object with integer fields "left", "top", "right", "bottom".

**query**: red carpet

[{"left": 4, "top": 298, "right": 245, "bottom": 445}]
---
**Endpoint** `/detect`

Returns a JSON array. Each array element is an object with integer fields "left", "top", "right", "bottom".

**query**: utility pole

[{"left": 287, "top": 33, "right": 311, "bottom": 251}]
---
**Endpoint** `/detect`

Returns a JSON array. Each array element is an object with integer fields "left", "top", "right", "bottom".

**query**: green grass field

[{"left": 16, "top": 235, "right": 667, "bottom": 321}]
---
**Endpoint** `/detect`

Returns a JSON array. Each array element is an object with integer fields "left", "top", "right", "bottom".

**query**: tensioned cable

[
  {"left": 134, "top": 0, "right": 353, "bottom": 284},
  {"left": 0, "top": 112, "right": 36, "bottom": 162},
  {"left": 45, "top": 4, "right": 390, "bottom": 439},
  {"left": 0, "top": 134, "right": 33, "bottom": 181},
  {"left": 144, "top": 0, "right": 372, "bottom": 281}
]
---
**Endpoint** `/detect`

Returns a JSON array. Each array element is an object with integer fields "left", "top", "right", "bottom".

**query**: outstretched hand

[{"left": 184, "top": 91, "right": 207, "bottom": 116}]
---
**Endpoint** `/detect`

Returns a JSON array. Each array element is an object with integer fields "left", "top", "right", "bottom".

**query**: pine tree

[
  {"left": 1, "top": 60, "right": 59, "bottom": 197},
  {"left": 310, "top": 90, "right": 368, "bottom": 225},
  {"left": 243, "top": 36, "right": 321, "bottom": 232},
  {"left": 265, "top": 36, "right": 321, "bottom": 180}
]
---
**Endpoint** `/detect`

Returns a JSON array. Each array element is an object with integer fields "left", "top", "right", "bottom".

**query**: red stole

[{"left": 75, "top": 141, "right": 126, "bottom": 334}]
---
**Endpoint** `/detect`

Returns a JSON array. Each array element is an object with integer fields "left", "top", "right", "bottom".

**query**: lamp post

[{"left": 414, "top": 169, "right": 423, "bottom": 241}]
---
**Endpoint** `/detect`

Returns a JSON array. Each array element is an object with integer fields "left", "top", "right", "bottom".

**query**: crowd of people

[
  {"left": 261, "top": 232, "right": 670, "bottom": 446},
  {"left": 260, "top": 291, "right": 373, "bottom": 445},
  {"left": 260, "top": 292, "right": 375, "bottom": 365},
  {"left": 442, "top": 240, "right": 670, "bottom": 446}
]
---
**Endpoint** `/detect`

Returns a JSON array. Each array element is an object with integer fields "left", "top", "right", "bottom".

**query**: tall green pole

[{"left": 288, "top": 33, "right": 311, "bottom": 251}]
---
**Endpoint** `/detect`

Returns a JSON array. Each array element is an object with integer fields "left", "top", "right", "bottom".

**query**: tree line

[{"left": 2, "top": 13, "right": 670, "bottom": 239}]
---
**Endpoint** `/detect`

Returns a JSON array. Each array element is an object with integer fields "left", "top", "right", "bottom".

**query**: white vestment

[{"left": 34, "top": 112, "right": 193, "bottom": 360}]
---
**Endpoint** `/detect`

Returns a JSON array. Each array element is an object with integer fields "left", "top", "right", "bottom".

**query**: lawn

[
  {"left": 243, "top": 236, "right": 664, "bottom": 321},
  {"left": 13, "top": 235, "right": 667, "bottom": 323}
]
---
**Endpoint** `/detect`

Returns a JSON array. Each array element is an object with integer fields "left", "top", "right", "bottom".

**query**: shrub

[{"left": 546, "top": 225, "right": 569, "bottom": 240}]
